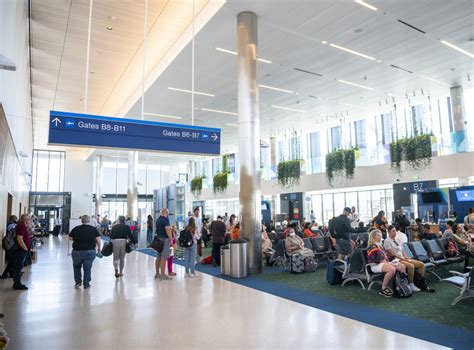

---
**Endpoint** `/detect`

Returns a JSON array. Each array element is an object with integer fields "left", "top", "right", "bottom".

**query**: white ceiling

[{"left": 31, "top": 0, "right": 474, "bottom": 161}]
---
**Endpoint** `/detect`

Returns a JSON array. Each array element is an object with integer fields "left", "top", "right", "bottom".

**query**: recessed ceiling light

[
  {"left": 201, "top": 108, "right": 237, "bottom": 116},
  {"left": 226, "top": 123, "right": 238, "bottom": 127},
  {"left": 168, "top": 87, "right": 215, "bottom": 97},
  {"left": 143, "top": 112, "right": 183, "bottom": 120},
  {"left": 354, "top": 0, "right": 377, "bottom": 11},
  {"left": 440, "top": 40, "right": 474, "bottom": 58},
  {"left": 215, "top": 47, "right": 272, "bottom": 63},
  {"left": 272, "top": 105, "right": 306, "bottom": 113},
  {"left": 109, "top": 16, "right": 117, "bottom": 20},
  {"left": 417, "top": 75, "right": 450, "bottom": 87},
  {"left": 377, "top": 60, "right": 382, "bottom": 63},
  {"left": 321, "top": 40, "right": 327, "bottom": 44},
  {"left": 106, "top": 26, "right": 113, "bottom": 30},
  {"left": 337, "top": 79, "right": 374, "bottom": 91},
  {"left": 330, "top": 43, "right": 376, "bottom": 61},
  {"left": 259, "top": 84, "right": 294, "bottom": 94}
]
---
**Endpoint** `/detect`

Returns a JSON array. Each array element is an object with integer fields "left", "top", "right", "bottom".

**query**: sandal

[{"left": 379, "top": 287, "right": 393, "bottom": 298}]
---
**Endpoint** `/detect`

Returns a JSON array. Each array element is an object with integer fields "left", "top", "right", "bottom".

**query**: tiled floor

[{"left": 0, "top": 236, "right": 446, "bottom": 349}]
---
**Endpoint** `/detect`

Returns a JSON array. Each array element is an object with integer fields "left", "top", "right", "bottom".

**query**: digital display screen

[
  {"left": 456, "top": 190, "right": 474, "bottom": 202},
  {"left": 421, "top": 191, "right": 442, "bottom": 203}
]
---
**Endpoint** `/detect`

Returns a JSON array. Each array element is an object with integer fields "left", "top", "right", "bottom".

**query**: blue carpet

[{"left": 137, "top": 248, "right": 474, "bottom": 349}]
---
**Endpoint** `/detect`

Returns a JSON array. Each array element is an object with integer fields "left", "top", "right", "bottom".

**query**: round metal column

[
  {"left": 237, "top": 11, "right": 262, "bottom": 274},
  {"left": 127, "top": 151, "right": 138, "bottom": 220}
]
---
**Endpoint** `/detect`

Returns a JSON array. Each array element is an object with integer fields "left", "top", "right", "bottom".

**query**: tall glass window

[
  {"left": 308, "top": 131, "right": 321, "bottom": 173},
  {"left": 31, "top": 150, "right": 66, "bottom": 192},
  {"left": 330, "top": 126, "right": 341, "bottom": 151},
  {"left": 354, "top": 120, "right": 367, "bottom": 148}
]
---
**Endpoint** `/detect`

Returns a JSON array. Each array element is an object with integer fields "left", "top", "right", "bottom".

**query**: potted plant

[{"left": 191, "top": 175, "right": 205, "bottom": 197}]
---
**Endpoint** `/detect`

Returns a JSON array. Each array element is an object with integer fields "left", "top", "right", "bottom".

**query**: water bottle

[{"left": 170, "top": 247, "right": 174, "bottom": 257}]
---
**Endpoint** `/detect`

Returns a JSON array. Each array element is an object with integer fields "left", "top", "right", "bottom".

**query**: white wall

[
  {"left": 64, "top": 152, "right": 94, "bottom": 218},
  {"left": 192, "top": 151, "right": 474, "bottom": 201}
]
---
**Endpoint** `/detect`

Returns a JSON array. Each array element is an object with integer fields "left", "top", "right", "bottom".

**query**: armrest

[
  {"left": 449, "top": 271, "right": 468, "bottom": 279},
  {"left": 334, "top": 259, "right": 348, "bottom": 275}
]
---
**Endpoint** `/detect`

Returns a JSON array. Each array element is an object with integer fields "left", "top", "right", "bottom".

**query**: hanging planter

[
  {"left": 390, "top": 134, "right": 432, "bottom": 173},
  {"left": 326, "top": 147, "right": 357, "bottom": 186},
  {"left": 277, "top": 159, "right": 302, "bottom": 188},
  {"left": 191, "top": 175, "right": 206, "bottom": 197},
  {"left": 213, "top": 172, "right": 228, "bottom": 193}
]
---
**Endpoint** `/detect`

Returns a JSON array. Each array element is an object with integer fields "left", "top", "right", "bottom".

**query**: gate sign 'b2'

[{"left": 48, "top": 110, "right": 221, "bottom": 155}]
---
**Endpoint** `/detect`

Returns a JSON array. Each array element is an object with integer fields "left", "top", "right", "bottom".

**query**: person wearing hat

[{"left": 330, "top": 207, "right": 357, "bottom": 259}]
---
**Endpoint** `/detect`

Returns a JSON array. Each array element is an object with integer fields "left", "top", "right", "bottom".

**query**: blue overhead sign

[{"left": 48, "top": 110, "right": 221, "bottom": 155}]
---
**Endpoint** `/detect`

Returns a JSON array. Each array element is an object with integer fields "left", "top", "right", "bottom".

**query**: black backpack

[
  {"left": 392, "top": 272, "right": 413, "bottom": 298},
  {"left": 178, "top": 229, "right": 194, "bottom": 248}
]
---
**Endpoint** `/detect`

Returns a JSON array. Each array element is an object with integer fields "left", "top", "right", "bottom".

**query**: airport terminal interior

[{"left": 1, "top": 0, "right": 474, "bottom": 349}]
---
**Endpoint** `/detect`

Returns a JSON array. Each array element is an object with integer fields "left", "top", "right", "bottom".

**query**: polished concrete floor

[{"left": 0, "top": 236, "right": 446, "bottom": 350}]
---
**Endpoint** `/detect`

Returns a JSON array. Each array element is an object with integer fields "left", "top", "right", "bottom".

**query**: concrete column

[
  {"left": 270, "top": 136, "right": 277, "bottom": 178},
  {"left": 237, "top": 11, "right": 262, "bottom": 274},
  {"left": 450, "top": 86, "right": 468, "bottom": 153},
  {"left": 95, "top": 155, "right": 103, "bottom": 215},
  {"left": 127, "top": 151, "right": 138, "bottom": 220}
]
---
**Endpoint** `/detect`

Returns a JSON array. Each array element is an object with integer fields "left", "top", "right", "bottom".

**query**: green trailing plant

[
  {"left": 390, "top": 134, "right": 432, "bottom": 173},
  {"left": 191, "top": 175, "right": 206, "bottom": 197},
  {"left": 213, "top": 172, "right": 228, "bottom": 193},
  {"left": 325, "top": 147, "right": 357, "bottom": 185},
  {"left": 277, "top": 159, "right": 302, "bottom": 188}
]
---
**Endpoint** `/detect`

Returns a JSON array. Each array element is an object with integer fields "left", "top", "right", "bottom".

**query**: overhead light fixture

[
  {"left": 337, "top": 79, "right": 374, "bottom": 91},
  {"left": 215, "top": 47, "right": 272, "bottom": 63},
  {"left": 226, "top": 123, "right": 238, "bottom": 127},
  {"left": 168, "top": 87, "right": 215, "bottom": 97},
  {"left": 272, "top": 105, "right": 306, "bottom": 113},
  {"left": 330, "top": 43, "right": 376, "bottom": 61},
  {"left": 259, "top": 84, "right": 294, "bottom": 94},
  {"left": 201, "top": 108, "right": 237, "bottom": 116},
  {"left": 321, "top": 40, "right": 327, "bottom": 44},
  {"left": 417, "top": 75, "right": 450, "bottom": 87},
  {"left": 143, "top": 112, "right": 183, "bottom": 120},
  {"left": 354, "top": 0, "right": 377, "bottom": 11},
  {"left": 377, "top": 60, "right": 382, "bottom": 63},
  {"left": 106, "top": 26, "right": 113, "bottom": 30},
  {"left": 440, "top": 40, "right": 474, "bottom": 58}
]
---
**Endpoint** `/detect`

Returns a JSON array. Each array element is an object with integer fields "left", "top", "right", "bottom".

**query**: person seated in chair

[
  {"left": 284, "top": 226, "right": 314, "bottom": 258},
  {"left": 384, "top": 225, "right": 422, "bottom": 292},
  {"left": 418, "top": 224, "right": 437, "bottom": 240},
  {"left": 303, "top": 222, "right": 319, "bottom": 238},
  {"left": 262, "top": 229, "right": 274, "bottom": 264},
  {"left": 367, "top": 229, "right": 407, "bottom": 298}
]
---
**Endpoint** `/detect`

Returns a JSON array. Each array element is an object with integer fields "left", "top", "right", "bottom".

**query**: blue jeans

[
  {"left": 184, "top": 244, "right": 197, "bottom": 274},
  {"left": 12, "top": 249, "right": 28, "bottom": 287},
  {"left": 72, "top": 250, "right": 96, "bottom": 286},
  {"left": 147, "top": 229, "right": 153, "bottom": 244}
]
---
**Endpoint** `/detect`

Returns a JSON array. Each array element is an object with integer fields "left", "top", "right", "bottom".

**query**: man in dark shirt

[
  {"left": 394, "top": 208, "right": 410, "bottom": 233},
  {"left": 12, "top": 214, "right": 31, "bottom": 290},
  {"left": 209, "top": 216, "right": 227, "bottom": 266},
  {"left": 69, "top": 215, "right": 101, "bottom": 289},
  {"left": 155, "top": 208, "right": 173, "bottom": 280},
  {"left": 330, "top": 207, "right": 356, "bottom": 258},
  {"left": 419, "top": 224, "right": 438, "bottom": 240}
]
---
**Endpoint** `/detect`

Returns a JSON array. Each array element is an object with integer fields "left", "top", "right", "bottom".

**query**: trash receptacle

[
  {"left": 221, "top": 245, "right": 230, "bottom": 275},
  {"left": 229, "top": 239, "right": 248, "bottom": 278}
]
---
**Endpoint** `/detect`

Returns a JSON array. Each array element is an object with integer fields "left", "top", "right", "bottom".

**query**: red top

[{"left": 16, "top": 223, "right": 31, "bottom": 250}]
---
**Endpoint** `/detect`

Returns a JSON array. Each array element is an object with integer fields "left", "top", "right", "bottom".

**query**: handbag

[
  {"left": 126, "top": 241, "right": 133, "bottom": 253},
  {"left": 149, "top": 236, "right": 165, "bottom": 253},
  {"left": 101, "top": 241, "right": 113, "bottom": 257}
]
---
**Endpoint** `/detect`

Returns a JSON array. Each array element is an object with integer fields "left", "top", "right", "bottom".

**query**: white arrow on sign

[
  {"left": 212, "top": 133, "right": 218, "bottom": 141},
  {"left": 52, "top": 117, "right": 62, "bottom": 127}
]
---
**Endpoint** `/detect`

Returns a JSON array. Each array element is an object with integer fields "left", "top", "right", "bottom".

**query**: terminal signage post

[{"left": 48, "top": 111, "right": 221, "bottom": 155}]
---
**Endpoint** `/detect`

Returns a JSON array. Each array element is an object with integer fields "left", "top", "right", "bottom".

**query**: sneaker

[
  {"left": 154, "top": 274, "right": 160, "bottom": 279},
  {"left": 115, "top": 272, "right": 120, "bottom": 278},
  {"left": 74, "top": 283, "right": 81, "bottom": 289},
  {"left": 13, "top": 285, "right": 28, "bottom": 291},
  {"left": 83, "top": 283, "right": 91, "bottom": 289},
  {"left": 379, "top": 287, "right": 393, "bottom": 298},
  {"left": 159, "top": 275, "right": 172, "bottom": 280},
  {"left": 410, "top": 283, "right": 421, "bottom": 292},
  {"left": 184, "top": 273, "right": 191, "bottom": 278},
  {"left": 168, "top": 272, "right": 177, "bottom": 276},
  {"left": 190, "top": 273, "right": 199, "bottom": 278}
]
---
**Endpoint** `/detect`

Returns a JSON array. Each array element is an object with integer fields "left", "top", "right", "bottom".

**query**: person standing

[
  {"left": 226, "top": 214, "right": 236, "bottom": 234},
  {"left": 167, "top": 225, "right": 177, "bottom": 276},
  {"left": 394, "top": 208, "right": 410, "bottom": 233},
  {"left": 209, "top": 216, "right": 226, "bottom": 266},
  {"left": 69, "top": 215, "right": 101, "bottom": 289},
  {"left": 154, "top": 208, "right": 174, "bottom": 280},
  {"left": 146, "top": 215, "right": 154, "bottom": 244},
  {"left": 110, "top": 216, "right": 135, "bottom": 278},
  {"left": 187, "top": 207, "right": 203, "bottom": 262},
  {"left": 183, "top": 217, "right": 201, "bottom": 278},
  {"left": 1, "top": 215, "right": 18, "bottom": 279},
  {"left": 310, "top": 210, "right": 316, "bottom": 223},
  {"left": 350, "top": 206, "right": 359, "bottom": 229},
  {"left": 11, "top": 214, "right": 31, "bottom": 290}
]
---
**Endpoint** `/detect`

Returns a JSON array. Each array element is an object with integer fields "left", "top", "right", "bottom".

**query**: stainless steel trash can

[
  {"left": 221, "top": 245, "right": 231, "bottom": 275},
  {"left": 229, "top": 239, "right": 248, "bottom": 278}
]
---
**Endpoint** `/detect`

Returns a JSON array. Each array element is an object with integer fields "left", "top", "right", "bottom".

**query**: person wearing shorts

[{"left": 155, "top": 208, "right": 173, "bottom": 280}]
